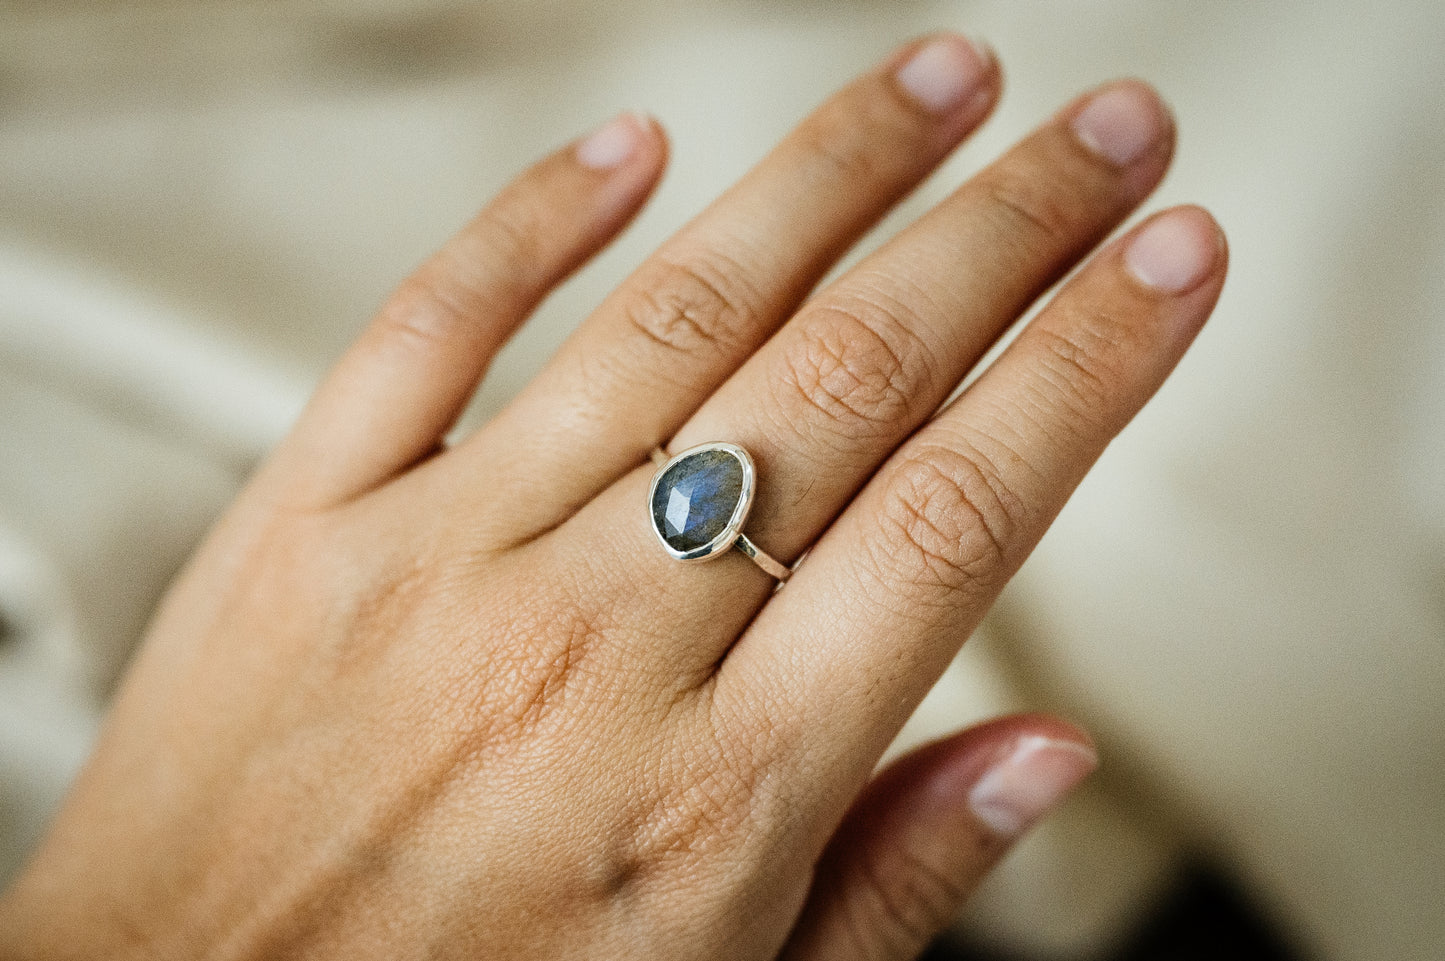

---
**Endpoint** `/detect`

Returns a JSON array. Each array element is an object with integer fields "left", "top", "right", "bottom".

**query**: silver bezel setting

[{"left": 647, "top": 442, "right": 756, "bottom": 562}]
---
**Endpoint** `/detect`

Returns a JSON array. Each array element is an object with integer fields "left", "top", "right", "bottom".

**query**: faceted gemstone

[{"left": 651, "top": 448, "right": 745, "bottom": 554}]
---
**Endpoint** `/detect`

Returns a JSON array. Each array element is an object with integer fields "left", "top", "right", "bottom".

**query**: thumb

[{"left": 779, "top": 714, "right": 1097, "bottom": 961}]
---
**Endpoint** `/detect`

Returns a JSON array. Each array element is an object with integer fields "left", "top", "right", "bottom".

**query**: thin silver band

[{"left": 650, "top": 446, "right": 791, "bottom": 583}]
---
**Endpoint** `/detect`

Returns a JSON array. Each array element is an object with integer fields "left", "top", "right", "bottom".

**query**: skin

[{"left": 0, "top": 34, "right": 1226, "bottom": 961}]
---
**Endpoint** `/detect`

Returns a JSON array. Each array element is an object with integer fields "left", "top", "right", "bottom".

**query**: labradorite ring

[{"left": 647, "top": 443, "right": 791, "bottom": 583}]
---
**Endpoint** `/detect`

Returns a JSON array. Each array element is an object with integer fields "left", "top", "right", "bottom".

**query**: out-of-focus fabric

[{"left": 1, "top": 3, "right": 1440, "bottom": 959}]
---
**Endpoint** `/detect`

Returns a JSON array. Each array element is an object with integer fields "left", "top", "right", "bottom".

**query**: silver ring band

[
  {"left": 731, "top": 532, "right": 792, "bottom": 582},
  {"left": 648, "top": 444, "right": 791, "bottom": 583}
]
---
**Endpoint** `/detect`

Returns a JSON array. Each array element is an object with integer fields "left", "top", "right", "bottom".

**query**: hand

[{"left": 0, "top": 33, "right": 1225, "bottom": 961}]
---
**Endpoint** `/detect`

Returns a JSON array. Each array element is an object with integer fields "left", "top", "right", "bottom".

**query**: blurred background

[{"left": 1, "top": 1, "right": 1441, "bottom": 959}]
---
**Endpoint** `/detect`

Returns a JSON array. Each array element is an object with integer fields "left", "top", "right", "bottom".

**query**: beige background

[{"left": 2, "top": 2, "right": 1442, "bottom": 958}]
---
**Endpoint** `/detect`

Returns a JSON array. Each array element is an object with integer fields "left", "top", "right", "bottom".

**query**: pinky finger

[
  {"left": 261, "top": 112, "right": 666, "bottom": 509},
  {"left": 779, "top": 716, "right": 1097, "bottom": 961}
]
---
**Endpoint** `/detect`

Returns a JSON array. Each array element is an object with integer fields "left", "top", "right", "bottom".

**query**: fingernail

[
  {"left": 968, "top": 735, "right": 1097, "bottom": 837},
  {"left": 1125, "top": 207, "right": 1221, "bottom": 293},
  {"left": 577, "top": 112, "right": 645, "bottom": 170},
  {"left": 1071, "top": 82, "right": 1169, "bottom": 167},
  {"left": 895, "top": 34, "right": 993, "bottom": 114}
]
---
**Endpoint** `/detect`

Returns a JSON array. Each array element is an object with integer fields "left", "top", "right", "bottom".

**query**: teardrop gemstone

[{"left": 650, "top": 447, "right": 746, "bottom": 555}]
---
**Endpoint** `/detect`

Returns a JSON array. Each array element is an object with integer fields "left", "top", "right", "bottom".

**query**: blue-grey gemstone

[{"left": 651, "top": 448, "right": 745, "bottom": 554}]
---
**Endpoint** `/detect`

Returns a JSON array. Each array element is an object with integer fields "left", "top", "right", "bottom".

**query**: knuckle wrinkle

[
  {"left": 980, "top": 174, "right": 1075, "bottom": 251},
  {"left": 880, "top": 446, "right": 1023, "bottom": 591},
  {"left": 622, "top": 255, "right": 756, "bottom": 361},
  {"left": 776, "top": 300, "right": 934, "bottom": 440}
]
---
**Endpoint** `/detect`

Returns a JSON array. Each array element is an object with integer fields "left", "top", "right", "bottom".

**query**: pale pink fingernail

[
  {"left": 1071, "top": 82, "right": 1169, "bottom": 167},
  {"left": 967, "top": 735, "right": 1097, "bottom": 837},
  {"left": 1125, "top": 207, "right": 1221, "bottom": 293},
  {"left": 577, "top": 112, "right": 645, "bottom": 170},
  {"left": 895, "top": 34, "right": 994, "bottom": 114}
]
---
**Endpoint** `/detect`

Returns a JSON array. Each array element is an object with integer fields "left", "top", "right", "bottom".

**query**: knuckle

[
  {"left": 620, "top": 253, "right": 758, "bottom": 362},
  {"left": 1031, "top": 305, "right": 1140, "bottom": 435},
  {"left": 376, "top": 199, "right": 550, "bottom": 354},
  {"left": 795, "top": 111, "right": 888, "bottom": 186},
  {"left": 886, "top": 848, "right": 972, "bottom": 941},
  {"left": 377, "top": 269, "right": 481, "bottom": 352},
  {"left": 774, "top": 294, "right": 936, "bottom": 442},
  {"left": 875, "top": 444, "right": 1024, "bottom": 593},
  {"left": 477, "top": 198, "right": 545, "bottom": 279},
  {"left": 795, "top": 63, "right": 946, "bottom": 189},
  {"left": 843, "top": 844, "right": 969, "bottom": 958},
  {"left": 977, "top": 170, "right": 1080, "bottom": 255}
]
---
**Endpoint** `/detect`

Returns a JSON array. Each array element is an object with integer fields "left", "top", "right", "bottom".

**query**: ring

[{"left": 647, "top": 443, "right": 792, "bottom": 583}]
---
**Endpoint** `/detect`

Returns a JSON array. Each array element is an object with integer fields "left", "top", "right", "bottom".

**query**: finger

[
  {"left": 780, "top": 716, "right": 1096, "bottom": 961},
  {"left": 259, "top": 112, "right": 666, "bottom": 510},
  {"left": 562, "top": 81, "right": 1174, "bottom": 680},
  {"left": 449, "top": 33, "right": 1001, "bottom": 537},
  {"left": 730, "top": 206, "right": 1226, "bottom": 783}
]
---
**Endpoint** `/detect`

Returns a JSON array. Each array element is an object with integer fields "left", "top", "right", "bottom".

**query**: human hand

[{"left": 0, "top": 32, "right": 1225, "bottom": 961}]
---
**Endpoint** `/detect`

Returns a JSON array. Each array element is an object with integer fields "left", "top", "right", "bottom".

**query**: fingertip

[
  {"left": 965, "top": 733, "right": 1097, "bottom": 837},
  {"left": 1068, "top": 78, "right": 1175, "bottom": 167},
  {"left": 888, "top": 31, "right": 1002, "bottom": 137},
  {"left": 575, "top": 110, "right": 665, "bottom": 173},
  {"left": 638, "top": 112, "right": 672, "bottom": 180},
  {"left": 569, "top": 110, "right": 668, "bottom": 237},
  {"left": 893, "top": 32, "right": 997, "bottom": 114},
  {"left": 1123, "top": 204, "right": 1227, "bottom": 296},
  {"left": 780, "top": 714, "right": 1095, "bottom": 959},
  {"left": 919, "top": 713, "right": 1097, "bottom": 839},
  {"left": 979, "top": 711, "right": 1098, "bottom": 754},
  {"left": 1061, "top": 78, "right": 1175, "bottom": 204},
  {"left": 631, "top": 111, "right": 670, "bottom": 169}
]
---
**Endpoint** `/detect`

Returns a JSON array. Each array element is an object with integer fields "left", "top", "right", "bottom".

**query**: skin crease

[{"left": 0, "top": 33, "right": 1226, "bottom": 961}]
